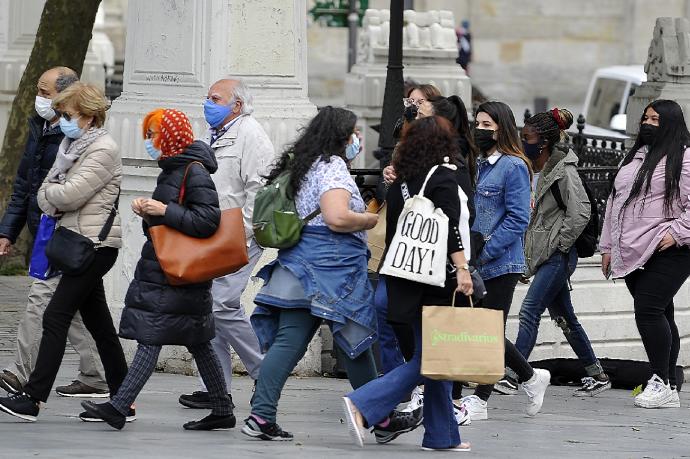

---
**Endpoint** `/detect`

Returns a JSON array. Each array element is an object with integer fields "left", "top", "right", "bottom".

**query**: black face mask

[
  {"left": 639, "top": 123, "right": 659, "bottom": 145},
  {"left": 474, "top": 128, "right": 497, "bottom": 153},
  {"left": 522, "top": 140, "right": 543, "bottom": 160}
]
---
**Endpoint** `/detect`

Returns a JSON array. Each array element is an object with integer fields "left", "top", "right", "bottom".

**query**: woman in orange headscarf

[{"left": 80, "top": 109, "right": 235, "bottom": 431}]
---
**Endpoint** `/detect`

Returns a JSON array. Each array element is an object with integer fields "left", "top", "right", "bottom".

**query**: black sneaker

[
  {"left": 372, "top": 407, "right": 423, "bottom": 444},
  {"left": 79, "top": 406, "right": 137, "bottom": 423},
  {"left": 179, "top": 391, "right": 235, "bottom": 410},
  {"left": 573, "top": 376, "right": 612, "bottom": 397},
  {"left": 56, "top": 380, "right": 109, "bottom": 398},
  {"left": 493, "top": 375, "right": 519, "bottom": 395},
  {"left": 0, "top": 392, "right": 39, "bottom": 421},
  {"left": 241, "top": 415, "right": 293, "bottom": 441},
  {"left": 80, "top": 401, "right": 126, "bottom": 430},
  {"left": 183, "top": 413, "right": 236, "bottom": 430},
  {"left": 0, "top": 370, "right": 22, "bottom": 394}
]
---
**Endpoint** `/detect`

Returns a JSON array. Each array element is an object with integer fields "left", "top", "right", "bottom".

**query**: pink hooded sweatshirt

[{"left": 600, "top": 146, "right": 690, "bottom": 278}]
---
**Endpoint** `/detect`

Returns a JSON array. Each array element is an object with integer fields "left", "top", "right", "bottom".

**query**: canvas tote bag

[
  {"left": 380, "top": 165, "right": 448, "bottom": 287},
  {"left": 149, "top": 162, "right": 249, "bottom": 285},
  {"left": 421, "top": 295, "right": 505, "bottom": 385}
]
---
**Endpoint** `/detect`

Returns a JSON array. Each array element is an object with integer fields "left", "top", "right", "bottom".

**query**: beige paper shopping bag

[
  {"left": 366, "top": 199, "right": 387, "bottom": 272},
  {"left": 421, "top": 297, "right": 505, "bottom": 385}
]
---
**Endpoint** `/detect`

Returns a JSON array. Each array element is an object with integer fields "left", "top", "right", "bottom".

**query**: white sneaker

[
  {"left": 401, "top": 386, "right": 424, "bottom": 413},
  {"left": 460, "top": 395, "right": 488, "bottom": 421},
  {"left": 453, "top": 401, "right": 471, "bottom": 426},
  {"left": 522, "top": 368, "right": 550, "bottom": 416},
  {"left": 663, "top": 389, "right": 681, "bottom": 408},
  {"left": 634, "top": 375, "right": 675, "bottom": 409}
]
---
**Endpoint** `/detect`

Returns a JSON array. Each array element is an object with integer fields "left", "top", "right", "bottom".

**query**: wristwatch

[{"left": 456, "top": 263, "right": 470, "bottom": 271}]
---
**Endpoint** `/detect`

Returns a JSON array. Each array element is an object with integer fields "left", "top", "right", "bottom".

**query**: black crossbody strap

[
  {"left": 97, "top": 189, "right": 121, "bottom": 242},
  {"left": 303, "top": 207, "right": 321, "bottom": 223},
  {"left": 550, "top": 181, "right": 566, "bottom": 211}
]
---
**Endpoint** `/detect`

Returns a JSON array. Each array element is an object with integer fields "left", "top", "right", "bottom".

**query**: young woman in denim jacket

[
  {"left": 512, "top": 108, "right": 611, "bottom": 397},
  {"left": 243, "top": 107, "right": 380, "bottom": 441},
  {"left": 600, "top": 100, "right": 690, "bottom": 409},
  {"left": 459, "top": 101, "right": 551, "bottom": 421}
]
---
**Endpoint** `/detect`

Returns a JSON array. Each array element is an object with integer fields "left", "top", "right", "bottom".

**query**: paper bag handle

[{"left": 452, "top": 293, "right": 474, "bottom": 308}]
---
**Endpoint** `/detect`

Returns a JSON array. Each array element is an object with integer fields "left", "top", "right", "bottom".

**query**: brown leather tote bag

[{"left": 149, "top": 161, "right": 249, "bottom": 285}]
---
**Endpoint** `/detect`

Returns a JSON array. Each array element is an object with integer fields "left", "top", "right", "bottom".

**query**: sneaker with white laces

[
  {"left": 573, "top": 376, "right": 612, "bottom": 397},
  {"left": 460, "top": 395, "right": 487, "bottom": 421},
  {"left": 634, "top": 374, "right": 675, "bottom": 409},
  {"left": 522, "top": 368, "right": 550, "bottom": 416},
  {"left": 400, "top": 385, "right": 424, "bottom": 413},
  {"left": 453, "top": 401, "right": 471, "bottom": 426}
]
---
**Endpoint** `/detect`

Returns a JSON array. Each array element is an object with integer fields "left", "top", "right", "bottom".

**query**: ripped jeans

[{"left": 515, "top": 247, "right": 603, "bottom": 377}]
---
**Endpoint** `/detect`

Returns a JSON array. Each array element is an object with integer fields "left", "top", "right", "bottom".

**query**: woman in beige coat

[{"left": 0, "top": 83, "right": 129, "bottom": 422}]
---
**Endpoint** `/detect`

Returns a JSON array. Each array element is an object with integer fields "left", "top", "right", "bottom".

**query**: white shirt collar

[{"left": 486, "top": 151, "right": 503, "bottom": 165}]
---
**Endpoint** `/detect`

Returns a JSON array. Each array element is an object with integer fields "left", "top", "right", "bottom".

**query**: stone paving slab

[
  {"left": 0, "top": 359, "right": 689, "bottom": 458},
  {"left": 0, "top": 276, "right": 33, "bottom": 354}
]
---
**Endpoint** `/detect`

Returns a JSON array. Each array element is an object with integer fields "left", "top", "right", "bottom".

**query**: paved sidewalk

[{"left": 0, "top": 359, "right": 689, "bottom": 458}]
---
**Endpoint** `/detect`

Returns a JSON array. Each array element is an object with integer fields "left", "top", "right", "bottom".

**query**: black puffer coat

[
  {"left": 0, "top": 115, "right": 63, "bottom": 243},
  {"left": 119, "top": 141, "right": 221, "bottom": 346}
]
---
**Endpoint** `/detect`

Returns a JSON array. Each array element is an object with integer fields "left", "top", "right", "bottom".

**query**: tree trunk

[{"left": 0, "top": 0, "right": 101, "bottom": 266}]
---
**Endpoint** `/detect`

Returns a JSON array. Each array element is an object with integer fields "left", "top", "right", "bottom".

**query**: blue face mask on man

[
  {"left": 59, "top": 116, "right": 84, "bottom": 139},
  {"left": 203, "top": 99, "right": 232, "bottom": 128},
  {"left": 144, "top": 139, "right": 161, "bottom": 160},
  {"left": 345, "top": 133, "right": 360, "bottom": 161}
]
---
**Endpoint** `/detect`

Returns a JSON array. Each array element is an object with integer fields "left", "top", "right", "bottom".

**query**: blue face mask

[
  {"left": 59, "top": 116, "right": 84, "bottom": 139},
  {"left": 203, "top": 99, "right": 232, "bottom": 128},
  {"left": 345, "top": 134, "right": 360, "bottom": 161},
  {"left": 144, "top": 139, "right": 161, "bottom": 160}
]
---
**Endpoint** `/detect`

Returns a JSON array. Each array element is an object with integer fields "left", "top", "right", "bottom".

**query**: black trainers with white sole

[
  {"left": 79, "top": 407, "right": 137, "bottom": 423},
  {"left": 241, "top": 415, "right": 293, "bottom": 441},
  {"left": 372, "top": 407, "right": 423, "bottom": 444},
  {"left": 0, "top": 392, "right": 40, "bottom": 421},
  {"left": 493, "top": 376, "right": 519, "bottom": 395},
  {"left": 573, "top": 376, "right": 612, "bottom": 397}
]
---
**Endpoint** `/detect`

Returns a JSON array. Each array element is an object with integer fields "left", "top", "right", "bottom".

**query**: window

[{"left": 586, "top": 78, "right": 627, "bottom": 128}]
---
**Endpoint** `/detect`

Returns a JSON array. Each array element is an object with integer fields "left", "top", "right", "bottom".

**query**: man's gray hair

[
  {"left": 230, "top": 79, "right": 254, "bottom": 115},
  {"left": 55, "top": 68, "right": 79, "bottom": 93}
]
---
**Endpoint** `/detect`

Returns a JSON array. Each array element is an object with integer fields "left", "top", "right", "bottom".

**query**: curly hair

[
  {"left": 392, "top": 116, "right": 460, "bottom": 182},
  {"left": 524, "top": 107, "right": 574, "bottom": 153},
  {"left": 265, "top": 106, "right": 356, "bottom": 196}
]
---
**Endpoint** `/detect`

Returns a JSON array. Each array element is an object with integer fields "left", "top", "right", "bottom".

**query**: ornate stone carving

[{"left": 645, "top": 17, "right": 690, "bottom": 82}]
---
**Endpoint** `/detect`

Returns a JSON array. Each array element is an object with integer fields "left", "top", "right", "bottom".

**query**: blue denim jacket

[
  {"left": 472, "top": 153, "right": 531, "bottom": 280},
  {"left": 252, "top": 226, "right": 377, "bottom": 359}
]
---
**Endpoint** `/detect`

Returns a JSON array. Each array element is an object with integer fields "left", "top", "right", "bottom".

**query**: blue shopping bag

[{"left": 29, "top": 214, "right": 59, "bottom": 280}]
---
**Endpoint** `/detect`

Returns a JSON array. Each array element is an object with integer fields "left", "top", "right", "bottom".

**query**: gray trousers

[
  {"left": 199, "top": 239, "right": 263, "bottom": 391},
  {"left": 4, "top": 276, "right": 107, "bottom": 390}
]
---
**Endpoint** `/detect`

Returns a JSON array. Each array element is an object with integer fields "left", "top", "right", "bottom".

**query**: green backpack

[{"left": 252, "top": 167, "right": 321, "bottom": 249}]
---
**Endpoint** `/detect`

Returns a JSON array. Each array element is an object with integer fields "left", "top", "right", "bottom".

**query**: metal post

[
  {"left": 373, "top": 0, "right": 404, "bottom": 168},
  {"left": 347, "top": 0, "right": 358, "bottom": 72}
]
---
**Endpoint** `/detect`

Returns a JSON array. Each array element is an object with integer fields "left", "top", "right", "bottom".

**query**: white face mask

[{"left": 35, "top": 95, "right": 56, "bottom": 121}]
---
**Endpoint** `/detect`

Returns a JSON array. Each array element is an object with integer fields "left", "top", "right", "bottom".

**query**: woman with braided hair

[{"left": 505, "top": 108, "right": 611, "bottom": 397}]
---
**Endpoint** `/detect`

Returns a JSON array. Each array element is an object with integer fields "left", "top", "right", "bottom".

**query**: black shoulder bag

[{"left": 45, "top": 192, "right": 120, "bottom": 276}]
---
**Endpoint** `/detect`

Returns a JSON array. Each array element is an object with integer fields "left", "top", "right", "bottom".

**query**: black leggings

[
  {"left": 454, "top": 273, "right": 534, "bottom": 401},
  {"left": 624, "top": 246, "right": 690, "bottom": 386}
]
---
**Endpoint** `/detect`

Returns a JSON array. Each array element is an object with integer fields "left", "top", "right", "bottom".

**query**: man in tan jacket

[{"left": 178, "top": 78, "right": 273, "bottom": 409}]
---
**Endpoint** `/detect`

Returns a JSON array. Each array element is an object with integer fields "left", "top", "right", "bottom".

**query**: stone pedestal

[
  {"left": 345, "top": 9, "right": 471, "bottom": 168},
  {"left": 0, "top": 0, "right": 106, "bottom": 144},
  {"left": 105, "top": 0, "right": 318, "bottom": 375}
]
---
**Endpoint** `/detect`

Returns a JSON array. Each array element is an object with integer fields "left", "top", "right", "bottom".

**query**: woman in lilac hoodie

[{"left": 600, "top": 99, "right": 690, "bottom": 409}]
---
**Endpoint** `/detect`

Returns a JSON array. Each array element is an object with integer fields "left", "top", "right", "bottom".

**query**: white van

[{"left": 581, "top": 65, "right": 646, "bottom": 136}]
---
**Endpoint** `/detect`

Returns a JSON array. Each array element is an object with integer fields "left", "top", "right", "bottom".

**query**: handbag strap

[
  {"left": 97, "top": 189, "right": 120, "bottom": 242},
  {"left": 451, "top": 292, "right": 474, "bottom": 308},
  {"left": 401, "top": 182, "right": 410, "bottom": 200},
  {"left": 178, "top": 161, "right": 205, "bottom": 204},
  {"left": 418, "top": 165, "right": 440, "bottom": 197}
]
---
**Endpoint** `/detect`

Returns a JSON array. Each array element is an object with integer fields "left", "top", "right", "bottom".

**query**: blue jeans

[
  {"left": 374, "top": 277, "right": 405, "bottom": 374},
  {"left": 515, "top": 247, "right": 603, "bottom": 376},
  {"left": 348, "top": 321, "right": 461, "bottom": 450},
  {"left": 252, "top": 308, "right": 377, "bottom": 423}
]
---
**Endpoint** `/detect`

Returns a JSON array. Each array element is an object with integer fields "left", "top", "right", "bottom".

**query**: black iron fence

[{"left": 351, "top": 114, "right": 628, "bottom": 237}]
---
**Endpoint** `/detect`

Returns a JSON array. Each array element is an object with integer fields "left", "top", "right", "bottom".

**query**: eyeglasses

[{"left": 403, "top": 97, "right": 426, "bottom": 108}]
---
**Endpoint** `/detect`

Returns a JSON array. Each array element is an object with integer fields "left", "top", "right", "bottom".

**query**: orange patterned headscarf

[{"left": 142, "top": 108, "right": 194, "bottom": 158}]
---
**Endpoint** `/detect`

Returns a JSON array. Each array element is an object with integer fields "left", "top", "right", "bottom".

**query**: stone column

[
  {"left": 0, "top": 0, "right": 106, "bottom": 143},
  {"left": 105, "top": 0, "right": 317, "bottom": 374}
]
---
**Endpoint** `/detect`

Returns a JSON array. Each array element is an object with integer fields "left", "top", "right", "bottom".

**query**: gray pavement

[{"left": 1, "top": 276, "right": 689, "bottom": 458}]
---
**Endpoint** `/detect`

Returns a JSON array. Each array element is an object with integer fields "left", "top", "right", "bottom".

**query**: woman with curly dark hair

[
  {"left": 342, "top": 116, "right": 472, "bottom": 452},
  {"left": 242, "top": 106, "right": 390, "bottom": 441}
]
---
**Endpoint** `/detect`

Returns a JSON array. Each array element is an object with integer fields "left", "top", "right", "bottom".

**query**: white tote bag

[{"left": 380, "top": 165, "right": 449, "bottom": 287}]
